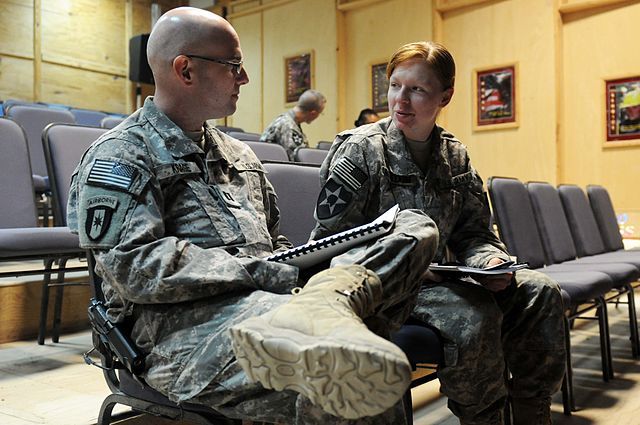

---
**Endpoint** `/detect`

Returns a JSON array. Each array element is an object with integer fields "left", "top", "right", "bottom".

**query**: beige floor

[{"left": 1, "top": 303, "right": 640, "bottom": 424}]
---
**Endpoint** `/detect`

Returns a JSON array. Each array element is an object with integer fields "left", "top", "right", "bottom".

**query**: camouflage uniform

[
  {"left": 260, "top": 110, "right": 308, "bottom": 160},
  {"left": 311, "top": 118, "right": 567, "bottom": 425},
  {"left": 67, "top": 99, "right": 438, "bottom": 424}
]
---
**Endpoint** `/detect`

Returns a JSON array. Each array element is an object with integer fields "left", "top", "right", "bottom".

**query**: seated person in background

[
  {"left": 260, "top": 89, "right": 326, "bottom": 160},
  {"left": 354, "top": 108, "right": 380, "bottom": 127},
  {"left": 311, "top": 41, "right": 566, "bottom": 425},
  {"left": 67, "top": 8, "right": 438, "bottom": 424}
]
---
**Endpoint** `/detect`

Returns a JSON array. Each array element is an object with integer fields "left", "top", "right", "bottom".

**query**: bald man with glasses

[{"left": 67, "top": 7, "right": 438, "bottom": 424}]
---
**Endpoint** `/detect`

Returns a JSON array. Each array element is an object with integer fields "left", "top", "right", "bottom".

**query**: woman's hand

[{"left": 475, "top": 257, "right": 513, "bottom": 292}]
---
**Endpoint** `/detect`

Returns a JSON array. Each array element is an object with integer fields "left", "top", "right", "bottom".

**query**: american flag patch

[
  {"left": 332, "top": 158, "right": 367, "bottom": 192},
  {"left": 87, "top": 159, "right": 137, "bottom": 190}
]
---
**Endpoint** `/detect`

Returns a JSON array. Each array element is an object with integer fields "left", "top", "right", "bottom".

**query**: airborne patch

[
  {"left": 85, "top": 196, "right": 118, "bottom": 241},
  {"left": 316, "top": 178, "right": 353, "bottom": 219}
]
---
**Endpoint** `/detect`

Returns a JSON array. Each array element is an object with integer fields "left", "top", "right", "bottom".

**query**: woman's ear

[{"left": 440, "top": 87, "right": 454, "bottom": 107}]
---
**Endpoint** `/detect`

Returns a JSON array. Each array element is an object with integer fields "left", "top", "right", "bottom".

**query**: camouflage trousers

[
  {"left": 411, "top": 269, "right": 567, "bottom": 425},
  {"left": 189, "top": 209, "right": 438, "bottom": 424}
]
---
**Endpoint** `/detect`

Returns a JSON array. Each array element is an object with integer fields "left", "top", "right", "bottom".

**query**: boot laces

[{"left": 334, "top": 279, "right": 373, "bottom": 317}]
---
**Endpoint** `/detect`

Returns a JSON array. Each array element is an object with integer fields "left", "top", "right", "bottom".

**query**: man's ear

[
  {"left": 173, "top": 55, "right": 193, "bottom": 85},
  {"left": 440, "top": 87, "right": 454, "bottom": 107}
]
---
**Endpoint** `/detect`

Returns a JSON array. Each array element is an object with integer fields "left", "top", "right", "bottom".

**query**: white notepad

[{"left": 267, "top": 204, "right": 400, "bottom": 269}]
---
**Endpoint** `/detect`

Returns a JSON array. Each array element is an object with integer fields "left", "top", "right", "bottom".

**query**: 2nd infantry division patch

[
  {"left": 85, "top": 196, "right": 118, "bottom": 241},
  {"left": 316, "top": 158, "right": 368, "bottom": 219}
]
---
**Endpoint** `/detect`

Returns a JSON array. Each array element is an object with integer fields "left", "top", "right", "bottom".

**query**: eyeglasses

[{"left": 184, "top": 54, "right": 244, "bottom": 75}]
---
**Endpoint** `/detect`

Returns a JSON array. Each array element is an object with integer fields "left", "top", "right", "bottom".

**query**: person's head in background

[
  {"left": 294, "top": 89, "right": 326, "bottom": 124},
  {"left": 146, "top": 7, "right": 249, "bottom": 131},
  {"left": 354, "top": 108, "right": 380, "bottom": 127},
  {"left": 386, "top": 41, "right": 455, "bottom": 141}
]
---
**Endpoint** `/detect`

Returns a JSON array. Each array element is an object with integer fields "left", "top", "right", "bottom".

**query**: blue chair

[{"left": 70, "top": 108, "right": 109, "bottom": 127}]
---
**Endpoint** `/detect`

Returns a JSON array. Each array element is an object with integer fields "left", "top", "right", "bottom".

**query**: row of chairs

[
  {"left": 227, "top": 130, "right": 331, "bottom": 165},
  {"left": 0, "top": 118, "right": 108, "bottom": 345},
  {"left": 487, "top": 177, "right": 640, "bottom": 412},
  {"left": 1, "top": 99, "right": 126, "bottom": 128}
]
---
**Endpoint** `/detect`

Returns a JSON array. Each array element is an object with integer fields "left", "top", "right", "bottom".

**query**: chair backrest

[
  {"left": 0, "top": 118, "right": 38, "bottom": 229},
  {"left": 316, "top": 141, "right": 332, "bottom": 150},
  {"left": 228, "top": 131, "right": 261, "bottom": 142},
  {"left": 263, "top": 162, "right": 321, "bottom": 246},
  {"left": 70, "top": 108, "right": 109, "bottom": 127},
  {"left": 216, "top": 125, "right": 244, "bottom": 134},
  {"left": 526, "top": 181, "right": 579, "bottom": 264},
  {"left": 43, "top": 123, "right": 108, "bottom": 226},
  {"left": 0, "top": 118, "right": 38, "bottom": 228},
  {"left": 101, "top": 115, "right": 125, "bottom": 129},
  {"left": 587, "top": 184, "right": 625, "bottom": 252},
  {"left": 295, "top": 147, "right": 329, "bottom": 165},
  {"left": 486, "top": 176, "right": 547, "bottom": 268},
  {"left": 244, "top": 140, "right": 289, "bottom": 162},
  {"left": 3, "top": 99, "right": 45, "bottom": 114},
  {"left": 558, "top": 184, "right": 607, "bottom": 257},
  {"left": 7, "top": 105, "right": 76, "bottom": 177}
]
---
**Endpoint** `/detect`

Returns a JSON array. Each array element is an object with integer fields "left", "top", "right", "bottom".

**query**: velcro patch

[
  {"left": 87, "top": 159, "right": 137, "bottom": 191},
  {"left": 316, "top": 178, "right": 353, "bottom": 219},
  {"left": 85, "top": 196, "right": 118, "bottom": 241},
  {"left": 331, "top": 158, "right": 367, "bottom": 192}
]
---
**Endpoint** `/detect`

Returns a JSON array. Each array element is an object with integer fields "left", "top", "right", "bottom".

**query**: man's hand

[{"left": 475, "top": 257, "right": 513, "bottom": 292}]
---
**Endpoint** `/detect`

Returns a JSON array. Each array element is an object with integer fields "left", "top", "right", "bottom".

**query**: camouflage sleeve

[
  {"left": 447, "top": 166, "right": 509, "bottom": 268},
  {"left": 70, "top": 139, "right": 298, "bottom": 305},
  {"left": 310, "top": 136, "right": 378, "bottom": 240}
]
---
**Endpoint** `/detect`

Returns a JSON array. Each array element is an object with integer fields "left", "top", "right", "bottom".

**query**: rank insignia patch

[
  {"left": 85, "top": 196, "right": 118, "bottom": 241},
  {"left": 316, "top": 178, "right": 353, "bottom": 219}
]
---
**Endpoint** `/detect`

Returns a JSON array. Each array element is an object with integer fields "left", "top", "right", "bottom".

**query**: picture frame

[
  {"left": 605, "top": 76, "right": 640, "bottom": 145},
  {"left": 370, "top": 61, "right": 389, "bottom": 114},
  {"left": 284, "top": 51, "right": 314, "bottom": 104},
  {"left": 473, "top": 63, "right": 519, "bottom": 131}
]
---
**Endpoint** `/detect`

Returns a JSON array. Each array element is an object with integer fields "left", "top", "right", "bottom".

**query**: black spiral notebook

[{"left": 266, "top": 204, "right": 400, "bottom": 269}]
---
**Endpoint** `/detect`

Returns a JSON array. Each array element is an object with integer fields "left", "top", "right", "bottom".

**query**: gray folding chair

[
  {"left": 243, "top": 140, "right": 289, "bottom": 162},
  {"left": 488, "top": 176, "right": 617, "bottom": 413},
  {"left": 587, "top": 184, "right": 640, "bottom": 253},
  {"left": 216, "top": 125, "right": 244, "bottom": 134},
  {"left": 100, "top": 115, "right": 125, "bottom": 129},
  {"left": 228, "top": 131, "right": 261, "bottom": 142},
  {"left": 70, "top": 108, "right": 109, "bottom": 127},
  {"left": 316, "top": 141, "right": 332, "bottom": 150},
  {"left": 6, "top": 105, "right": 76, "bottom": 225},
  {"left": 0, "top": 117, "right": 86, "bottom": 345},
  {"left": 294, "top": 147, "right": 329, "bottom": 165}
]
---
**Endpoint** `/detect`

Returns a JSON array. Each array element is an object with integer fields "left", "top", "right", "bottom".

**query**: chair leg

[
  {"left": 596, "top": 297, "right": 613, "bottom": 381},
  {"left": 562, "top": 315, "right": 574, "bottom": 414},
  {"left": 402, "top": 388, "right": 413, "bottom": 424},
  {"left": 38, "top": 258, "right": 56, "bottom": 345},
  {"left": 625, "top": 284, "right": 640, "bottom": 358},
  {"left": 51, "top": 258, "right": 68, "bottom": 343}
]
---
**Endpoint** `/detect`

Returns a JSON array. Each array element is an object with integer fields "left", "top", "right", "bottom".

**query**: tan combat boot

[{"left": 229, "top": 265, "right": 412, "bottom": 419}]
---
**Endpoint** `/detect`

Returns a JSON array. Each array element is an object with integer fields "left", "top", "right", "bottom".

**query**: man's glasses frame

[{"left": 184, "top": 54, "right": 243, "bottom": 75}]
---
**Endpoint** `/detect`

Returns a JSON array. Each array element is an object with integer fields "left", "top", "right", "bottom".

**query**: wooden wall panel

[
  {"left": 0, "top": 56, "right": 34, "bottom": 101},
  {"left": 0, "top": 0, "right": 34, "bottom": 59},
  {"left": 41, "top": 0, "right": 127, "bottom": 76},
  {"left": 41, "top": 62, "right": 127, "bottom": 113},
  {"left": 0, "top": 279, "right": 91, "bottom": 344}
]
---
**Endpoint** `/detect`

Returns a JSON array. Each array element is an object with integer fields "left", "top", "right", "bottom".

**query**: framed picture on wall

[
  {"left": 370, "top": 62, "right": 389, "bottom": 114},
  {"left": 284, "top": 51, "right": 314, "bottom": 104},
  {"left": 605, "top": 76, "right": 640, "bottom": 144},
  {"left": 473, "top": 63, "right": 519, "bottom": 131}
]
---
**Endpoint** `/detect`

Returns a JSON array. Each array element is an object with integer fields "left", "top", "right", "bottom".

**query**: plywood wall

[
  {"left": 230, "top": 0, "right": 339, "bottom": 144},
  {"left": 0, "top": 0, "right": 183, "bottom": 114}
]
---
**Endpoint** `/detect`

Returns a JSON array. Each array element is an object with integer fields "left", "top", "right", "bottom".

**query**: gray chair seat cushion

[
  {"left": 538, "top": 269, "right": 614, "bottom": 305},
  {"left": 0, "top": 227, "right": 81, "bottom": 257}
]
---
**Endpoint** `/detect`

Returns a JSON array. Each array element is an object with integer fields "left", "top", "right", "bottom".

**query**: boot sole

[{"left": 230, "top": 318, "right": 411, "bottom": 419}]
